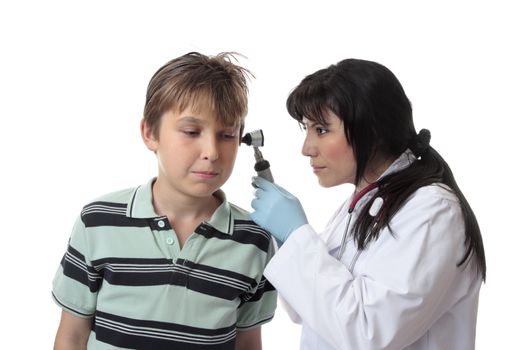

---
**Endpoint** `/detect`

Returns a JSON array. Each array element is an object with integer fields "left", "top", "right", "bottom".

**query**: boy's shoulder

[
  {"left": 82, "top": 185, "right": 138, "bottom": 209},
  {"left": 80, "top": 180, "right": 158, "bottom": 228},
  {"left": 227, "top": 201, "right": 269, "bottom": 231},
  {"left": 78, "top": 183, "right": 148, "bottom": 227},
  {"left": 227, "top": 201, "right": 252, "bottom": 221},
  {"left": 226, "top": 201, "right": 274, "bottom": 250}
]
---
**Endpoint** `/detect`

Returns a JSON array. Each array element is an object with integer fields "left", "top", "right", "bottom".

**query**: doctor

[{"left": 251, "top": 58, "right": 486, "bottom": 349}]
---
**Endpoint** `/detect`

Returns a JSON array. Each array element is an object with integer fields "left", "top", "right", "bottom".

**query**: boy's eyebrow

[
  {"left": 221, "top": 122, "right": 241, "bottom": 129},
  {"left": 177, "top": 116, "right": 205, "bottom": 124},
  {"left": 177, "top": 116, "right": 240, "bottom": 129}
]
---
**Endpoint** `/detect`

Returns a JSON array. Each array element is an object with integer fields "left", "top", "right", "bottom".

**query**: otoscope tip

[
  {"left": 241, "top": 129, "right": 264, "bottom": 147},
  {"left": 241, "top": 133, "right": 252, "bottom": 145}
]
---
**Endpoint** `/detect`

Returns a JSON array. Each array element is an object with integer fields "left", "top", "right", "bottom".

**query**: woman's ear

[{"left": 140, "top": 119, "right": 158, "bottom": 152}]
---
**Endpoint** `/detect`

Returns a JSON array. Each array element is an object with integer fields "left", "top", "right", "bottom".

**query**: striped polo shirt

[{"left": 52, "top": 178, "right": 277, "bottom": 349}]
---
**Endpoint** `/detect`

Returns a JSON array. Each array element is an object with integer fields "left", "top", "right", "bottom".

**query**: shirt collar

[
  {"left": 126, "top": 178, "right": 234, "bottom": 235},
  {"left": 205, "top": 190, "right": 234, "bottom": 235}
]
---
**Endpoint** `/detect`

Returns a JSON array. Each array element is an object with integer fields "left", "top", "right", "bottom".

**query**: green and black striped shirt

[{"left": 52, "top": 178, "right": 277, "bottom": 349}]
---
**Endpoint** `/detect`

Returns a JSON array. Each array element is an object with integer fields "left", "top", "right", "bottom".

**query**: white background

[{"left": 1, "top": 0, "right": 523, "bottom": 348}]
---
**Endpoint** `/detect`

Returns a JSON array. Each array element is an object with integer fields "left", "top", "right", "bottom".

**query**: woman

[{"left": 251, "top": 58, "right": 486, "bottom": 349}]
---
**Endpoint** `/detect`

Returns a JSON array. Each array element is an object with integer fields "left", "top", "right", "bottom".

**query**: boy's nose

[{"left": 202, "top": 137, "right": 219, "bottom": 161}]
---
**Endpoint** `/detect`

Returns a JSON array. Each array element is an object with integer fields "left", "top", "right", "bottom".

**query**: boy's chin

[{"left": 189, "top": 184, "right": 224, "bottom": 198}]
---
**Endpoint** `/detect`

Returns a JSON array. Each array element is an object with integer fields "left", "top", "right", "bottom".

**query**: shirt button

[
  {"left": 157, "top": 220, "right": 166, "bottom": 228},
  {"left": 166, "top": 237, "right": 174, "bottom": 245}
]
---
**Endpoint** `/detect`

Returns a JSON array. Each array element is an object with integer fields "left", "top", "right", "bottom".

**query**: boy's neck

[{"left": 151, "top": 179, "right": 222, "bottom": 223}]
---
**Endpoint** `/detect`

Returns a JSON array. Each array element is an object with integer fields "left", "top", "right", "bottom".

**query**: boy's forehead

[
  {"left": 174, "top": 107, "right": 242, "bottom": 128},
  {"left": 171, "top": 93, "right": 243, "bottom": 127}
]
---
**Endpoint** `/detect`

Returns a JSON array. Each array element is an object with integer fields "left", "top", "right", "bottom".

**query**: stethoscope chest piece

[{"left": 369, "top": 197, "right": 384, "bottom": 217}]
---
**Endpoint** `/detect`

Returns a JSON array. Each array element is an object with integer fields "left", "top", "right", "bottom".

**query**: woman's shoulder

[
  {"left": 410, "top": 183, "right": 459, "bottom": 206},
  {"left": 386, "top": 184, "right": 461, "bottom": 226},
  {"left": 396, "top": 184, "right": 463, "bottom": 228}
]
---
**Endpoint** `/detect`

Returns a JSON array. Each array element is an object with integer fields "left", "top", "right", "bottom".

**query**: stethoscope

[{"left": 336, "top": 182, "right": 382, "bottom": 260}]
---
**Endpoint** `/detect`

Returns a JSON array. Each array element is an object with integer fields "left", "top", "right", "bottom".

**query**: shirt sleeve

[
  {"left": 264, "top": 186, "right": 477, "bottom": 349},
  {"left": 236, "top": 236, "right": 278, "bottom": 330},
  {"left": 52, "top": 215, "right": 102, "bottom": 318}
]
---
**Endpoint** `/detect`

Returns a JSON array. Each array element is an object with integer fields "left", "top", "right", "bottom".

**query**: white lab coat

[{"left": 264, "top": 150, "right": 482, "bottom": 350}]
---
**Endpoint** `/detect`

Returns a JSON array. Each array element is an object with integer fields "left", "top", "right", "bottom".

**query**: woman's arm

[
  {"left": 235, "top": 327, "right": 262, "bottom": 350},
  {"left": 54, "top": 310, "right": 92, "bottom": 350},
  {"left": 265, "top": 187, "right": 471, "bottom": 349}
]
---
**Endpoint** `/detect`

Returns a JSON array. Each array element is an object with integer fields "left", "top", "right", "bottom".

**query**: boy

[{"left": 52, "top": 52, "right": 277, "bottom": 350}]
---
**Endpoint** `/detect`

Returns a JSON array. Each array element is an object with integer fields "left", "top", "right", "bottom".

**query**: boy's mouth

[{"left": 192, "top": 171, "right": 219, "bottom": 179}]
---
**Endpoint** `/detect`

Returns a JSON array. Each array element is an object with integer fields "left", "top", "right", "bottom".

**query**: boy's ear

[
  {"left": 238, "top": 122, "right": 245, "bottom": 145},
  {"left": 140, "top": 119, "right": 158, "bottom": 152}
]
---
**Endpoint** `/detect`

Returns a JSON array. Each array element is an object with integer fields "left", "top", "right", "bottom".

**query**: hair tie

[{"left": 410, "top": 129, "right": 431, "bottom": 157}]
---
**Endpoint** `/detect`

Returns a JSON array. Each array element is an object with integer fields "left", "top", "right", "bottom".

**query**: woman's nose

[{"left": 301, "top": 134, "right": 317, "bottom": 157}]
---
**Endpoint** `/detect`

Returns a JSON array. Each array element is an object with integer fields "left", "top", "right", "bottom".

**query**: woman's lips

[{"left": 312, "top": 166, "right": 326, "bottom": 173}]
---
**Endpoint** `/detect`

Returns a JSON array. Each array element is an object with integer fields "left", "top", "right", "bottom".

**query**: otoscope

[{"left": 241, "top": 129, "right": 274, "bottom": 183}]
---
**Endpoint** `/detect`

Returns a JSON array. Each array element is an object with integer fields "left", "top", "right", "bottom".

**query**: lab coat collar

[
  {"left": 323, "top": 149, "right": 416, "bottom": 252},
  {"left": 377, "top": 148, "right": 416, "bottom": 180}
]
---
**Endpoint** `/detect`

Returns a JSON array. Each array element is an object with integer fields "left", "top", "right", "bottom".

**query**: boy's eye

[
  {"left": 222, "top": 131, "right": 238, "bottom": 140},
  {"left": 182, "top": 129, "right": 200, "bottom": 136}
]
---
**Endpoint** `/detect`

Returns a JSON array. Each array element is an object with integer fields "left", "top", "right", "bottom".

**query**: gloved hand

[{"left": 250, "top": 176, "right": 308, "bottom": 243}]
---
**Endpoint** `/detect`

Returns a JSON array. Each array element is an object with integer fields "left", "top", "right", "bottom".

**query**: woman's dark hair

[{"left": 286, "top": 58, "right": 486, "bottom": 281}]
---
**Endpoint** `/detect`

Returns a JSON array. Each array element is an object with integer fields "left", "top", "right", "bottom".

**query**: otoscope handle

[{"left": 254, "top": 160, "right": 274, "bottom": 183}]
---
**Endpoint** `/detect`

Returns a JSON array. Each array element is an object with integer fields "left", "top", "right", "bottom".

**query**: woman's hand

[{"left": 250, "top": 176, "right": 308, "bottom": 243}]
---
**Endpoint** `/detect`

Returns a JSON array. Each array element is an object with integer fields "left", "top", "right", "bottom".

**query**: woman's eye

[{"left": 316, "top": 127, "right": 328, "bottom": 135}]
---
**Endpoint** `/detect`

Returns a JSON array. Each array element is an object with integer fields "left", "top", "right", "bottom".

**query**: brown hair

[{"left": 143, "top": 52, "right": 252, "bottom": 138}]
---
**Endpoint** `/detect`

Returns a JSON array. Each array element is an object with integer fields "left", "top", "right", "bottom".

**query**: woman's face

[{"left": 301, "top": 110, "right": 357, "bottom": 188}]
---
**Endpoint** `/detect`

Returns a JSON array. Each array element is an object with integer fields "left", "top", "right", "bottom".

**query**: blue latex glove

[{"left": 250, "top": 176, "right": 308, "bottom": 243}]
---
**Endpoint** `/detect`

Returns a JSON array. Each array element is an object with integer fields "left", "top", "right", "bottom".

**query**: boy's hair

[{"left": 143, "top": 52, "right": 252, "bottom": 138}]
